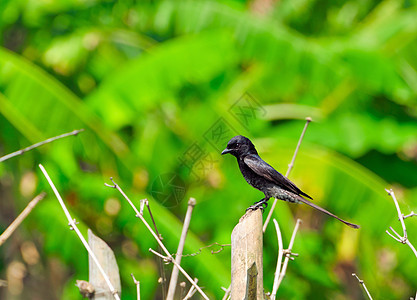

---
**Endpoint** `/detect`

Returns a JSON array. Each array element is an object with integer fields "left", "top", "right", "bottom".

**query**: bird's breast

[{"left": 238, "top": 159, "right": 266, "bottom": 191}]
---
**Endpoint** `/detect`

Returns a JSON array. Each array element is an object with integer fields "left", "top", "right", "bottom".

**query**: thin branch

[
  {"left": 403, "top": 212, "right": 417, "bottom": 220},
  {"left": 221, "top": 286, "right": 231, "bottom": 300},
  {"left": 39, "top": 165, "right": 120, "bottom": 300},
  {"left": 276, "top": 219, "right": 302, "bottom": 288},
  {"left": 183, "top": 278, "right": 198, "bottom": 300},
  {"left": 352, "top": 273, "right": 373, "bottom": 300},
  {"left": 105, "top": 178, "right": 209, "bottom": 300},
  {"left": 0, "top": 192, "right": 46, "bottom": 246},
  {"left": 270, "top": 219, "right": 284, "bottom": 300},
  {"left": 143, "top": 199, "right": 167, "bottom": 299},
  {"left": 286, "top": 117, "right": 312, "bottom": 178},
  {"left": 385, "top": 229, "right": 402, "bottom": 243},
  {"left": 389, "top": 226, "right": 403, "bottom": 240},
  {"left": 167, "top": 197, "right": 196, "bottom": 300},
  {"left": 131, "top": 273, "right": 140, "bottom": 300},
  {"left": 149, "top": 248, "right": 171, "bottom": 261},
  {"left": 0, "top": 129, "right": 84, "bottom": 163},
  {"left": 146, "top": 199, "right": 163, "bottom": 240},
  {"left": 263, "top": 117, "right": 312, "bottom": 233},
  {"left": 405, "top": 240, "right": 417, "bottom": 259},
  {"left": 385, "top": 188, "right": 417, "bottom": 258},
  {"left": 386, "top": 189, "right": 407, "bottom": 239}
]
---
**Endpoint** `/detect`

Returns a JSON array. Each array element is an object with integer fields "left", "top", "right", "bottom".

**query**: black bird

[{"left": 221, "top": 135, "right": 359, "bottom": 229}]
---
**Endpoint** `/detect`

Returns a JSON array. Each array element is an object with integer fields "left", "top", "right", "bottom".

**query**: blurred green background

[{"left": 1, "top": 0, "right": 417, "bottom": 299}]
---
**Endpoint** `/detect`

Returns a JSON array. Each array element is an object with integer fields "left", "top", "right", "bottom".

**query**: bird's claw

[{"left": 246, "top": 200, "right": 268, "bottom": 213}]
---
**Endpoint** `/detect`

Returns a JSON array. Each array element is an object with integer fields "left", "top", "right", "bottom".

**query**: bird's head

[{"left": 221, "top": 135, "right": 258, "bottom": 157}]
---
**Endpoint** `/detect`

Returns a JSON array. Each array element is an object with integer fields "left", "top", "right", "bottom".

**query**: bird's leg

[{"left": 246, "top": 197, "right": 269, "bottom": 212}]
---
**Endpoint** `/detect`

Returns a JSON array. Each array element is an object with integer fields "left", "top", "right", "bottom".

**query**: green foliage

[{"left": 1, "top": 0, "right": 417, "bottom": 299}]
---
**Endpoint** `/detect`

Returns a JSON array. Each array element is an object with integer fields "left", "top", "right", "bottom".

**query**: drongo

[{"left": 221, "top": 135, "right": 359, "bottom": 229}]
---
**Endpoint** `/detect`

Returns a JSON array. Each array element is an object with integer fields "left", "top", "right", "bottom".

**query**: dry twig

[
  {"left": 145, "top": 199, "right": 163, "bottom": 240},
  {"left": 270, "top": 219, "right": 284, "bottom": 300},
  {"left": 149, "top": 248, "right": 171, "bottom": 261},
  {"left": 39, "top": 165, "right": 120, "bottom": 300},
  {"left": 183, "top": 278, "right": 198, "bottom": 300},
  {"left": 221, "top": 285, "right": 231, "bottom": 300},
  {"left": 0, "top": 129, "right": 84, "bottom": 163},
  {"left": 403, "top": 212, "right": 417, "bottom": 220},
  {"left": 263, "top": 117, "right": 311, "bottom": 232},
  {"left": 142, "top": 199, "right": 167, "bottom": 298},
  {"left": 167, "top": 198, "right": 196, "bottom": 300},
  {"left": 131, "top": 273, "right": 141, "bottom": 300},
  {"left": 352, "top": 273, "right": 373, "bottom": 300},
  {"left": 275, "top": 219, "right": 302, "bottom": 288},
  {"left": 105, "top": 178, "right": 209, "bottom": 300},
  {"left": 385, "top": 189, "right": 417, "bottom": 258},
  {"left": 0, "top": 192, "right": 46, "bottom": 246}
]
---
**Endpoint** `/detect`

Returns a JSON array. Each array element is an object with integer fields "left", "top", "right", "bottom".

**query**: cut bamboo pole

[{"left": 231, "top": 209, "right": 263, "bottom": 300}]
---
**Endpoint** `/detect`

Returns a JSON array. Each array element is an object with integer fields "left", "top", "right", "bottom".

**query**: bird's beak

[{"left": 221, "top": 148, "right": 231, "bottom": 155}]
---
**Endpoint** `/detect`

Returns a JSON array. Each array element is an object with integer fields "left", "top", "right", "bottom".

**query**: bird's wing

[{"left": 243, "top": 154, "right": 313, "bottom": 199}]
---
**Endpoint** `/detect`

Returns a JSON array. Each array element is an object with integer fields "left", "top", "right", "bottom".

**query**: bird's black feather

[{"left": 243, "top": 154, "right": 313, "bottom": 200}]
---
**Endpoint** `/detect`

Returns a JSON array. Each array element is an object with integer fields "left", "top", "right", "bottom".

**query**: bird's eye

[{"left": 236, "top": 143, "right": 239, "bottom": 147}]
